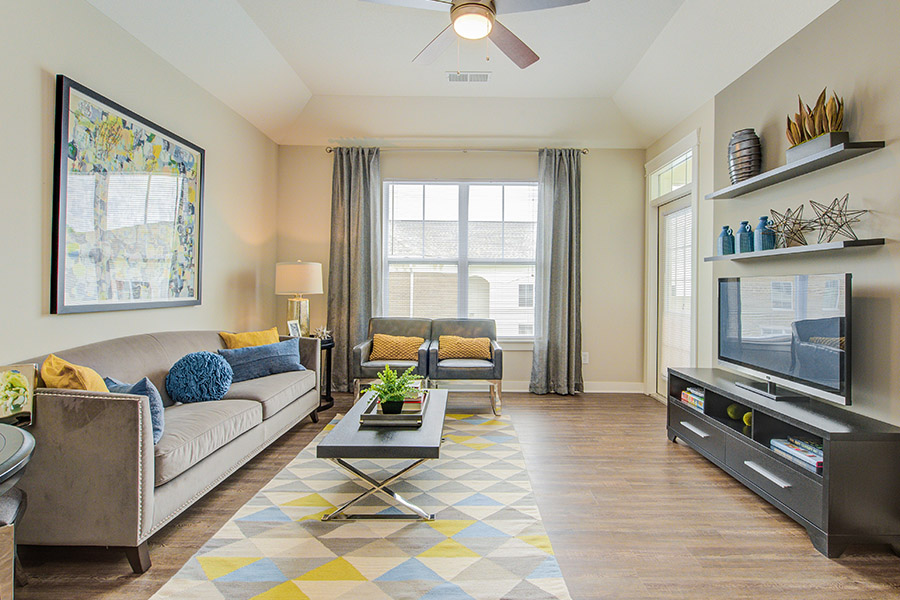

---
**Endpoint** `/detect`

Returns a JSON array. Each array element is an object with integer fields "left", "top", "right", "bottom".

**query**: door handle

[
  {"left": 680, "top": 421, "right": 709, "bottom": 439},
  {"left": 744, "top": 460, "right": 792, "bottom": 489}
]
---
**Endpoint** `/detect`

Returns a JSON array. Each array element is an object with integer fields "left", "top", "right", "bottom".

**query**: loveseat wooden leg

[
  {"left": 490, "top": 381, "right": 502, "bottom": 416},
  {"left": 124, "top": 542, "right": 151, "bottom": 574}
]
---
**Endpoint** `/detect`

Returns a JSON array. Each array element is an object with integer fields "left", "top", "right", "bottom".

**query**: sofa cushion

[
  {"left": 166, "top": 352, "right": 234, "bottom": 403},
  {"left": 218, "top": 339, "right": 305, "bottom": 383},
  {"left": 224, "top": 370, "right": 317, "bottom": 420},
  {"left": 155, "top": 399, "right": 262, "bottom": 486},
  {"left": 219, "top": 327, "right": 280, "bottom": 350},
  {"left": 438, "top": 358, "right": 494, "bottom": 369},
  {"left": 359, "top": 359, "right": 418, "bottom": 379}
]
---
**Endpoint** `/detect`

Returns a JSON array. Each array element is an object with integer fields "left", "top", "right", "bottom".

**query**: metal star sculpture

[
  {"left": 770, "top": 204, "right": 816, "bottom": 247},
  {"left": 809, "top": 193, "right": 867, "bottom": 243},
  {"left": 313, "top": 326, "right": 333, "bottom": 340}
]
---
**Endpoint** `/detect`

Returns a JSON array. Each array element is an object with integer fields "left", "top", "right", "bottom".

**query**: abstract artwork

[{"left": 52, "top": 75, "right": 204, "bottom": 314}]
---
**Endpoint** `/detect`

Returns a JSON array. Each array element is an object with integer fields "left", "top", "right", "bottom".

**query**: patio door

[{"left": 656, "top": 195, "right": 693, "bottom": 396}]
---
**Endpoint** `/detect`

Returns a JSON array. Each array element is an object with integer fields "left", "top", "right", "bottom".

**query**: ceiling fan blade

[
  {"left": 413, "top": 24, "right": 456, "bottom": 65},
  {"left": 488, "top": 20, "right": 539, "bottom": 68},
  {"left": 494, "top": 0, "right": 590, "bottom": 14},
  {"left": 359, "top": 0, "right": 450, "bottom": 11}
]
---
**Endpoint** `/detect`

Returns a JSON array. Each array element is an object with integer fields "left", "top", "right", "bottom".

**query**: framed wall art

[{"left": 51, "top": 75, "right": 204, "bottom": 314}]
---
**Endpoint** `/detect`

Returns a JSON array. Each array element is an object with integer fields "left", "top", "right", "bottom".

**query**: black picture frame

[{"left": 51, "top": 75, "right": 204, "bottom": 314}]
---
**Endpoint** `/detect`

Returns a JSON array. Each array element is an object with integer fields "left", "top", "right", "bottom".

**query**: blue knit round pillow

[{"left": 165, "top": 351, "right": 233, "bottom": 403}]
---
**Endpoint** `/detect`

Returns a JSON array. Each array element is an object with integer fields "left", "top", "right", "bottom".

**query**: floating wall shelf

[
  {"left": 704, "top": 237, "right": 885, "bottom": 262},
  {"left": 707, "top": 141, "right": 885, "bottom": 200}
]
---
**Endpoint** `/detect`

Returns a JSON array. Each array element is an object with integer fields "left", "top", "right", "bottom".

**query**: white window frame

[
  {"left": 644, "top": 130, "right": 700, "bottom": 400},
  {"left": 381, "top": 179, "right": 538, "bottom": 342}
]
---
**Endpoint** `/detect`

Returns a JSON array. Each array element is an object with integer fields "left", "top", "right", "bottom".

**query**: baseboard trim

[{"left": 498, "top": 381, "right": 645, "bottom": 394}]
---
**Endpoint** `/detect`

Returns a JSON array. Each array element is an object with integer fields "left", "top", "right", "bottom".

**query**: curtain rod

[{"left": 325, "top": 147, "right": 589, "bottom": 155}]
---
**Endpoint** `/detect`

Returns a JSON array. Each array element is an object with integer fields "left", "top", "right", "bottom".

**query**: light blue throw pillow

[
  {"left": 218, "top": 339, "right": 306, "bottom": 383},
  {"left": 166, "top": 351, "right": 233, "bottom": 404},
  {"left": 104, "top": 377, "right": 165, "bottom": 445}
]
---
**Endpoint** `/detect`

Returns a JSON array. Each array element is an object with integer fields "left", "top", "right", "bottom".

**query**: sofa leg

[
  {"left": 310, "top": 410, "right": 320, "bottom": 424},
  {"left": 491, "top": 381, "right": 502, "bottom": 416},
  {"left": 124, "top": 541, "right": 151, "bottom": 574}
]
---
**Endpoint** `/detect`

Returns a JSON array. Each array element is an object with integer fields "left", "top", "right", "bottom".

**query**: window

[
  {"left": 771, "top": 281, "right": 793, "bottom": 310},
  {"left": 384, "top": 181, "right": 537, "bottom": 338},
  {"left": 649, "top": 150, "right": 692, "bottom": 200}
]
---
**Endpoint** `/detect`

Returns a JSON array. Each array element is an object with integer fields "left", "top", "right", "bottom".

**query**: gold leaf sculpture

[{"left": 785, "top": 88, "right": 844, "bottom": 147}]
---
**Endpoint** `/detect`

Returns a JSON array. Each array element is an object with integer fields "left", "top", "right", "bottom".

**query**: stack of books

[
  {"left": 770, "top": 437, "right": 824, "bottom": 474},
  {"left": 679, "top": 387, "right": 705, "bottom": 412}
]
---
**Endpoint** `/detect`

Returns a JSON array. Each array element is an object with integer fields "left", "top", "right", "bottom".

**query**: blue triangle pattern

[
  {"left": 419, "top": 581, "right": 476, "bottom": 599},
  {"left": 375, "top": 558, "right": 443, "bottom": 582},
  {"left": 454, "top": 521, "right": 508, "bottom": 538},
  {"left": 528, "top": 556, "right": 563, "bottom": 580},
  {"left": 236, "top": 507, "right": 292, "bottom": 522},
  {"left": 216, "top": 558, "right": 287, "bottom": 583},
  {"left": 454, "top": 492, "right": 503, "bottom": 506}
]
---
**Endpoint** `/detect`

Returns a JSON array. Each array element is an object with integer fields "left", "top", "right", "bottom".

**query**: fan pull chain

[
  {"left": 457, "top": 38, "right": 461, "bottom": 75},
  {"left": 485, "top": 36, "right": 490, "bottom": 62}
]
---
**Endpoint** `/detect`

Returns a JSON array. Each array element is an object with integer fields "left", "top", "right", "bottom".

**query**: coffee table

[{"left": 316, "top": 388, "right": 448, "bottom": 521}]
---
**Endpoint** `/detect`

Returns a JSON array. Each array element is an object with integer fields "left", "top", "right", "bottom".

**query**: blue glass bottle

[
  {"left": 754, "top": 216, "right": 775, "bottom": 251},
  {"left": 736, "top": 221, "right": 754, "bottom": 253},
  {"left": 717, "top": 225, "right": 735, "bottom": 255}
]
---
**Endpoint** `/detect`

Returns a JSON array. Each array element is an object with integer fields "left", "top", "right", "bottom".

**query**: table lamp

[{"left": 275, "top": 261, "right": 323, "bottom": 337}]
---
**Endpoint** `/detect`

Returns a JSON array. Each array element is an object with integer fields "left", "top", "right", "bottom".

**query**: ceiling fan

[{"left": 360, "top": 0, "right": 590, "bottom": 69}]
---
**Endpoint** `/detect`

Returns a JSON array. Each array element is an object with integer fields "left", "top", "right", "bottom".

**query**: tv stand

[
  {"left": 668, "top": 367, "right": 900, "bottom": 558},
  {"left": 734, "top": 380, "right": 808, "bottom": 402}
]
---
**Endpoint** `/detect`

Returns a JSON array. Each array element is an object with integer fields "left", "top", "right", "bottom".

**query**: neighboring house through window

[{"left": 383, "top": 181, "right": 537, "bottom": 338}]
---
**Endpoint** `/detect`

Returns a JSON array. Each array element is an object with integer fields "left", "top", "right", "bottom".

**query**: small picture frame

[
  {"left": 287, "top": 320, "right": 301, "bottom": 337},
  {"left": 0, "top": 364, "right": 36, "bottom": 426}
]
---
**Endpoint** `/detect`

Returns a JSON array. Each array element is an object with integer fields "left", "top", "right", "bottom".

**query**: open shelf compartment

[{"left": 752, "top": 411, "right": 824, "bottom": 479}]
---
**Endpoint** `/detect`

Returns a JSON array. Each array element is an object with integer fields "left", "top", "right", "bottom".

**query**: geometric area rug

[{"left": 150, "top": 413, "right": 572, "bottom": 600}]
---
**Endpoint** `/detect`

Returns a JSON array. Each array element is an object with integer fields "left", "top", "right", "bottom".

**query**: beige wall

[
  {"left": 277, "top": 147, "right": 646, "bottom": 391},
  {"left": 711, "top": 1, "right": 900, "bottom": 423},
  {"left": 0, "top": 0, "right": 279, "bottom": 363}
]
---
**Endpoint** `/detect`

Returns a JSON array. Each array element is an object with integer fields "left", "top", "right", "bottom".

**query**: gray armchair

[
  {"left": 428, "top": 318, "right": 503, "bottom": 415},
  {"left": 351, "top": 317, "right": 432, "bottom": 399}
]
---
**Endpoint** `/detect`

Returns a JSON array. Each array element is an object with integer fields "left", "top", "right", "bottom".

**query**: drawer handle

[
  {"left": 744, "top": 460, "right": 792, "bottom": 489},
  {"left": 680, "top": 421, "right": 710, "bottom": 439}
]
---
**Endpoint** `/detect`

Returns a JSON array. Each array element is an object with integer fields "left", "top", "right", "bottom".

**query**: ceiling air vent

[{"left": 447, "top": 71, "right": 491, "bottom": 83}]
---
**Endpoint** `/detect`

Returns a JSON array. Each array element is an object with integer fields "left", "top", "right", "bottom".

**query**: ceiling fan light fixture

[{"left": 452, "top": 4, "right": 494, "bottom": 40}]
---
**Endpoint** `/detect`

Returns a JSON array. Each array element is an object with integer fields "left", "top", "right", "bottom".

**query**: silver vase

[{"left": 728, "top": 128, "right": 761, "bottom": 184}]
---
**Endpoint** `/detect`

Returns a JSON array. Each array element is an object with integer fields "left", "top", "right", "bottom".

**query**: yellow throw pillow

[
  {"left": 438, "top": 335, "right": 492, "bottom": 360},
  {"left": 219, "top": 327, "right": 280, "bottom": 349},
  {"left": 369, "top": 333, "right": 424, "bottom": 361},
  {"left": 40, "top": 354, "right": 109, "bottom": 392}
]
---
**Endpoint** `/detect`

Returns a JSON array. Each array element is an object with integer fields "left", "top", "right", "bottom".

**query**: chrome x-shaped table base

[{"left": 321, "top": 457, "right": 435, "bottom": 521}]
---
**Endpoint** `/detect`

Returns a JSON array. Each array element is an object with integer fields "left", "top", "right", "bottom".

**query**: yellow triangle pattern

[
  {"left": 444, "top": 435, "right": 475, "bottom": 443},
  {"left": 426, "top": 520, "right": 476, "bottom": 537},
  {"left": 282, "top": 493, "right": 335, "bottom": 507},
  {"left": 294, "top": 557, "right": 367, "bottom": 581},
  {"left": 297, "top": 509, "right": 333, "bottom": 521},
  {"left": 519, "top": 535, "right": 554, "bottom": 555},
  {"left": 461, "top": 442, "right": 495, "bottom": 450},
  {"left": 446, "top": 414, "right": 474, "bottom": 420},
  {"left": 251, "top": 581, "right": 311, "bottom": 600},
  {"left": 419, "top": 538, "right": 480, "bottom": 558},
  {"left": 197, "top": 556, "right": 260, "bottom": 580}
]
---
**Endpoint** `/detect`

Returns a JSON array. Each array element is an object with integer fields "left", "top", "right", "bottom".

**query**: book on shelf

[
  {"left": 770, "top": 446, "right": 822, "bottom": 475},
  {"left": 679, "top": 390, "right": 704, "bottom": 411},
  {"left": 770, "top": 438, "right": 824, "bottom": 469},
  {"left": 686, "top": 387, "right": 705, "bottom": 398},
  {"left": 787, "top": 436, "right": 823, "bottom": 457}
]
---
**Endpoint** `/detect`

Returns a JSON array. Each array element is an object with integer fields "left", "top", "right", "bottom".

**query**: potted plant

[{"left": 370, "top": 365, "right": 422, "bottom": 414}]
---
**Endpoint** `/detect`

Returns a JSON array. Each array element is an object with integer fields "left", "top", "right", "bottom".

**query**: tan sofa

[{"left": 15, "top": 331, "right": 320, "bottom": 573}]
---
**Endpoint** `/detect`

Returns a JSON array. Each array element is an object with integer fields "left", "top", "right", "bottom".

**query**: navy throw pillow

[
  {"left": 218, "top": 339, "right": 306, "bottom": 383},
  {"left": 105, "top": 377, "right": 165, "bottom": 445},
  {"left": 166, "top": 351, "right": 233, "bottom": 403}
]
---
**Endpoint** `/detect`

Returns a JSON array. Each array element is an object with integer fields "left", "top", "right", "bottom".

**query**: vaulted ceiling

[{"left": 86, "top": 0, "right": 839, "bottom": 148}]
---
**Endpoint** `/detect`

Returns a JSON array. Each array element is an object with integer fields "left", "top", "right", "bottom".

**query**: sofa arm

[
  {"left": 490, "top": 340, "right": 504, "bottom": 380},
  {"left": 351, "top": 340, "right": 372, "bottom": 381},
  {"left": 417, "top": 340, "right": 430, "bottom": 377},
  {"left": 16, "top": 388, "right": 154, "bottom": 548},
  {"left": 281, "top": 336, "right": 321, "bottom": 396},
  {"left": 427, "top": 339, "right": 440, "bottom": 379}
]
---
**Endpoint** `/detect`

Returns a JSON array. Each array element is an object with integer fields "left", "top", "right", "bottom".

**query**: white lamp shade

[{"left": 275, "top": 261, "right": 323, "bottom": 295}]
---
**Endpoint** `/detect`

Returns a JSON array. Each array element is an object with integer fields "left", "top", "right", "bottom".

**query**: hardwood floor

[{"left": 16, "top": 392, "right": 900, "bottom": 599}]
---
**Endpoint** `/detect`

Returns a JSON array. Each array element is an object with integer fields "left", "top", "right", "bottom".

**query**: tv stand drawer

[
  {"left": 669, "top": 402, "right": 725, "bottom": 461},
  {"left": 725, "top": 436, "right": 823, "bottom": 527}
]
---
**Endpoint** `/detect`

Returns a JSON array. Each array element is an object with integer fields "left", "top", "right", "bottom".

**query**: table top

[
  {"left": 317, "top": 389, "right": 448, "bottom": 460},
  {"left": 0, "top": 424, "right": 34, "bottom": 495}
]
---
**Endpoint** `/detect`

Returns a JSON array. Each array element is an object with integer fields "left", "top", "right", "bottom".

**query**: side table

[{"left": 317, "top": 337, "right": 334, "bottom": 412}]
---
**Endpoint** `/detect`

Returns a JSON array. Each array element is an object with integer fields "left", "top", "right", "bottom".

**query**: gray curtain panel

[
  {"left": 327, "top": 147, "right": 382, "bottom": 392},
  {"left": 530, "top": 148, "right": 584, "bottom": 395}
]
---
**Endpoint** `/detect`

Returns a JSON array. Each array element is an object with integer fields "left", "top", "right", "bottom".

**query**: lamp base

[{"left": 288, "top": 296, "right": 310, "bottom": 337}]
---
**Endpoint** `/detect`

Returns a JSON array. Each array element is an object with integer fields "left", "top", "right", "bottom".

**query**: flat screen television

[{"left": 718, "top": 273, "right": 851, "bottom": 405}]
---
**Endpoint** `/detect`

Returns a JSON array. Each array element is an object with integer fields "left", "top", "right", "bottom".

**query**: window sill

[{"left": 497, "top": 338, "right": 534, "bottom": 352}]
